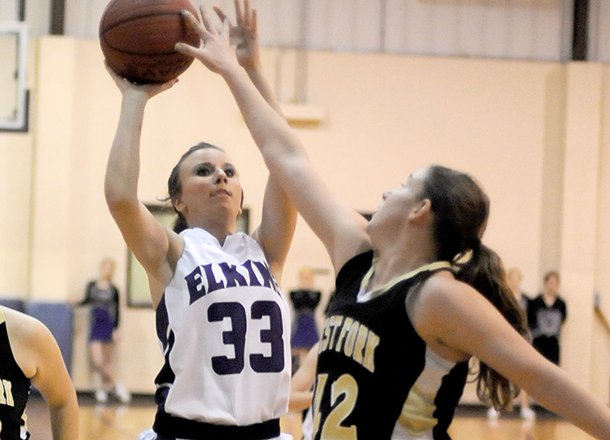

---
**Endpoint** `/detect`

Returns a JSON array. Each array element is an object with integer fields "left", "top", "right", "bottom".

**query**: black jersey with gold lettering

[
  {"left": 311, "top": 251, "right": 468, "bottom": 440},
  {"left": 0, "top": 310, "right": 31, "bottom": 440}
]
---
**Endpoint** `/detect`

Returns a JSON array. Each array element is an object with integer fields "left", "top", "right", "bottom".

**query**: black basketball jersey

[
  {"left": 81, "top": 281, "right": 120, "bottom": 327},
  {"left": 0, "top": 310, "right": 31, "bottom": 440},
  {"left": 527, "top": 294, "right": 567, "bottom": 365},
  {"left": 290, "top": 289, "right": 321, "bottom": 311},
  {"left": 311, "top": 252, "right": 468, "bottom": 440}
]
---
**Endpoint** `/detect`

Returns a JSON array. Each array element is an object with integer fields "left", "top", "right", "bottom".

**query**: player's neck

[{"left": 372, "top": 250, "right": 435, "bottom": 289}]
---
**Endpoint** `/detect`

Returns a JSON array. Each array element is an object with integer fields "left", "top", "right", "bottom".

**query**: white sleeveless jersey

[{"left": 155, "top": 228, "right": 291, "bottom": 426}]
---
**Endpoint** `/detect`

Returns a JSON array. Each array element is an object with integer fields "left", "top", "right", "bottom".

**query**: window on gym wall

[{"left": 0, "top": 22, "right": 28, "bottom": 132}]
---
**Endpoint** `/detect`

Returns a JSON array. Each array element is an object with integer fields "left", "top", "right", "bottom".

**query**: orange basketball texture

[{"left": 99, "top": 0, "right": 200, "bottom": 84}]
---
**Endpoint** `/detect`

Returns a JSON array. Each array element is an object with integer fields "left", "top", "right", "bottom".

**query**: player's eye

[
  {"left": 195, "top": 164, "right": 213, "bottom": 176},
  {"left": 224, "top": 166, "right": 236, "bottom": 177}
]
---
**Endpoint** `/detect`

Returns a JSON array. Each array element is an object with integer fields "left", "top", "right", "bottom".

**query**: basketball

[{"left": 99, "top": 0, "right": 201, "bottom": 84}]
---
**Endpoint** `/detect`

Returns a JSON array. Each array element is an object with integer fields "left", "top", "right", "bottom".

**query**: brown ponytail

[
  {"left": 456, "top": 243, "right": 528, "bottom": 409},
  {"left": 172, "top": 212, "right": 189, "bottom": 234},
  {"left": 421, "top": 165, "right": 529, "bottom": 409}
]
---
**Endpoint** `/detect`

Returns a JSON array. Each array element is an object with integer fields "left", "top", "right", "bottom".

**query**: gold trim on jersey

[
  {"left": 0, "top": 308, "right": 5, "bottom": 325},
  {"left": 358, "top": 260, "right": 454, "bottom": 300},
  {"left": 400, "top": 386, "right": 438, "bottom": 433},
  {"left": 398, "top": 347, "right": 459, "bottom": 435}
]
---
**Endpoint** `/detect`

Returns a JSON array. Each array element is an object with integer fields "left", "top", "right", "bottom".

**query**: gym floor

[{"left": 25, "top": 393, "right": 596, "bottom": 440}]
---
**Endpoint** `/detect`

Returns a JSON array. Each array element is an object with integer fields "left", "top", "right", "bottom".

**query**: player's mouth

[{"left": 212, "top": 189, "right": 232, "bottom": 197}]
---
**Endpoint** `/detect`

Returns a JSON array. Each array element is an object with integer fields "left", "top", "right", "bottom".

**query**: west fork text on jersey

[
  {"left": 319, "top": 315, "right": 380, "bottom": 373},
  {"left": 0, "top": 379, "right": 15, "bottom": 407}
]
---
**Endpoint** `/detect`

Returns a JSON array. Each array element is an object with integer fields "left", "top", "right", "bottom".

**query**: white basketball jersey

[{"left": 155, "top": 228, "right": 291, "bottom": 426}]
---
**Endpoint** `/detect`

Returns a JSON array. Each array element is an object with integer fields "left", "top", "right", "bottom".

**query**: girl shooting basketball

[{"left": 104, "top": 1, "right": 296, "bottom": 439}]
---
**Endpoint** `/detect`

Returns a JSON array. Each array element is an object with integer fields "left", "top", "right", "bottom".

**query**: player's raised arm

[
  {"left": 104, "top": 67, "right": 179, "bottom": 307},
  {"left": 176, "top": 7, "right": 371, "bottom": 272},
  {"left": 214, "top": 0, "right": 296, "bottom": 280}
]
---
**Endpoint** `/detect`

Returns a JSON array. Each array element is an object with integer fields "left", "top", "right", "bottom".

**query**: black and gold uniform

[
  {"left": 0, "top": 309, "right": 31, "bottom": 440},
  {"left": 311, "top": 251, "right": 468, "bottom": 440}
]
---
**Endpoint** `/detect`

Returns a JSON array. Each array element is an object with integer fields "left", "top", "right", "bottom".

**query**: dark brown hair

[
  {"left": 421, "top": 165, "right": 528, "bottom": 410},
  {"left": 167, "top": 142, "right": 224, "bottom": 233},
  {"left": 543, "top": 270, "right": 560, "bottom": 284}
]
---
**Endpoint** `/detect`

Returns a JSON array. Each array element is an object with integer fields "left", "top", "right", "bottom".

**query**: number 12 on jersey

[{"left": 312, "top": 373, "right": 359, "bottom": 439}]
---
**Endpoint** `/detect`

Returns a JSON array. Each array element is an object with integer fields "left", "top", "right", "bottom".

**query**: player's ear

[
  {"left": 409, "top": 199, "right": 431, "bottom": 221},
  {"left": 173, "top": 196, "right": 185, "bottom": 215}
]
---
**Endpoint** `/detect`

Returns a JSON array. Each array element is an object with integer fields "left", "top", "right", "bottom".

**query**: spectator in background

[
  {"left": 79, "top": 257, "right": 130, "bottom": 403},
  {"left": 528, "top": 270, "right": 567, "bottom": 366},
  {"left": 290, "top": 267, "right": 322, "bottom": 371}
]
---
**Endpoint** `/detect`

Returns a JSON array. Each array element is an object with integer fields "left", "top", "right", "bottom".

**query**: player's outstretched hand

[
  {"left": 214, "top": 0, "right": 260, "bottom": 70},
  {"left": 175, "top": 7, "right": 240, "bottom": 76}
]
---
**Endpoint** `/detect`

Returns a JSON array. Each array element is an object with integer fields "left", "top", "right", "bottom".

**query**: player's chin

[
  {"left": 210, "top": 193, "right": 236, "bottom": 207},
  {"left": 211, "top": 200, "right": 241, "bottom": 217}
]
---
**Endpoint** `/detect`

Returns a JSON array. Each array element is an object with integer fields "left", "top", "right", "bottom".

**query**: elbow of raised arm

[
  {"left": 104, "top": 184, "right": 136, "bottom": 218},
  {"left": 105, "top": 185, "right": 123, "bottom": 209}
]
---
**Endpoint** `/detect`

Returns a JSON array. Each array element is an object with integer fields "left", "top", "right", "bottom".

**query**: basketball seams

[
  {"left": 102, "top": 49, "right": 188, "bottom": 57},
  {"left": 100, "top": 42, "right": 189, "bottom": 57},
  {"left": 100, "top": 12, "right": 186, "bottom": 35},
  {"left": 101, "top": 13, "right": 195, "bottom": 56}
]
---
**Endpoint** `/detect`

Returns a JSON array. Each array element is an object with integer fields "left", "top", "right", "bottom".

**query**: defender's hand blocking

[
  {"left": 214, "top": 0, "right": 261, "bottom": 69},
  {"left": 175, "top": 7, "right": 240, "bottom": 76}
]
